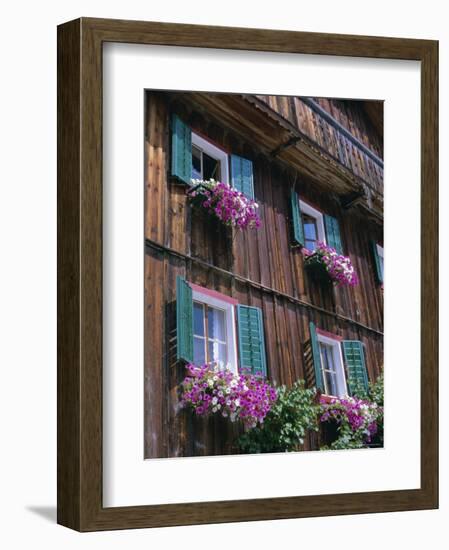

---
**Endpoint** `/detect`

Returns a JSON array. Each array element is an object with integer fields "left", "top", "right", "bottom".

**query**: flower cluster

[
  {"left": 319, "top": 395, "right": 382, "bottom": 448},
  {"left": 303, "top": 242, "right": 358, "bottom": 286},
  {"left": 187, "top": 179, "right": 261, "bottom": 229},
  {"left": 180, "top": 363, "right": 277, "bottom": 428}
]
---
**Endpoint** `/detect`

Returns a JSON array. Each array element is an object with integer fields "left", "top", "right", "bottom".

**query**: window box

[
  {"left": 303, "top": 243, "right": 358, "bottom": 287},
  {"left": 187, "top": 180, "right": 261, "bottom": 230},
  {"left": 303, "top": 251, "right": 334, "bottom": 286}
]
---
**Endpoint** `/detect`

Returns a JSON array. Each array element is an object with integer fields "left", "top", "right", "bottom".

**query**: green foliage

[
  {"left": 368, "top": 370, "right": 384, "bottom": 406},
  {"left": 322, "top": 422, "right": 367, "bottom": 450},
  {"left": 368, "top": 370, "right": 384, "bottom": 446},
  {"left": 237, "top": 380, "right": 319, "bottom": 453},
  {"left": 320, "top": 370, "right": 384, "bottom": 451}
]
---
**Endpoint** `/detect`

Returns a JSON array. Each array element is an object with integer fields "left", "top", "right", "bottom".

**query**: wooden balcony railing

[{"left": 255, "top": 95, "right": 384, "bottom": 196}]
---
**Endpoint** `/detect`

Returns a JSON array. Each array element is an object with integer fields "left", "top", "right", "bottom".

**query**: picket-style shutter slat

[
  {"left": 324, "top": 215, "right": 343, "bottom": 254},
  {"left": 371, "top": 241, "right": 383, "bottom": 283},
  {"left": 176, "top": 276, "right": 194, "bottom": 362},
  {"left": 342, "top": 340, "right": 369, "bottom": 397},
  {"left": 171, "top": 114, "right": 192, "bottom": 184},
  {"left": 231, "top": 155, "right": 255, "bottom": 199},
  {"left": 290, "top": 189, "right": 305, "bottom": 247},
  {"left": 237, "top": 305, "right": 267, "bottom": 376},
  {"left": 309, "top": 322, "right": 324, "bottom": 392}
]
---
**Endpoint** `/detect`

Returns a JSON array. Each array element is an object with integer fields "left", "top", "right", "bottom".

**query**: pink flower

[
  {"left": 304, "top": 242, "right": 358, "bottom": 287},
  {"left": 180, "top": 363, "right": 277, "bottom": 428},
  {"left": 187, "top": 179, "right": 261, "bottom": 230}
]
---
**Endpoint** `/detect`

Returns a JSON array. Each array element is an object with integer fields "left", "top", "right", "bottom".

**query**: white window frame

[
  {"left": 376, "top": 243, "right": 384, "bottom": 280},
  {"left": 192, "top": 288, "right": 238, "bottom": 374},
  {"left": 299, "top": 199, "right": 326, "bottom": 250},
  {"left": 317, "top": 332, "right": 348, "bottom": 398},
  {"left": 192, "top": 132, "right": 230, "bottom": 184}
]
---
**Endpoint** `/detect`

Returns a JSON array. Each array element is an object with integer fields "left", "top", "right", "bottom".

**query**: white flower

[
  {"left": 212, "top": 397, "right": 218, "bottom": 405},
  {"left": 212, "top": 407, "right": 217, "bottom": 413},
  {"left": 213, "top": 375, "right": 218, "bottom": 381},
  {"left": 208, "top": 379, "right": 214, "bottom": 387},
  {"left": 225, "top": 387, "right": 231, "bottom": 394},
  {"left": 234, "top": 399, "right": 240, "bottom": 407}
]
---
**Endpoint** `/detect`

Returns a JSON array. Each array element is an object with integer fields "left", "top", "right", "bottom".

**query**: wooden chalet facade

[{"left": 144, "top": 91, "right": 384, "bottom": 458}]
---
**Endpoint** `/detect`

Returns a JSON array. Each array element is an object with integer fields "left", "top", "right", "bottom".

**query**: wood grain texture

[
  {"left": 144, "top": 90, "right": 384, "bottom": 459},
  {"left": 57, "top": 17, "right": 438, "bottom": 531}
]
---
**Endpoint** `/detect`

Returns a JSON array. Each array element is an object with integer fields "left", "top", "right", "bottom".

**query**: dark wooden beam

[{"left": 145, "top": 237, "right": 384, "bottom": 337}]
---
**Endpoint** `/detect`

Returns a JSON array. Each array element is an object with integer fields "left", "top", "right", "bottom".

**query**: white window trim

[
  {"left": 192, "top": 288, "right": 238, "bottom": 374},
  {"left": 317, "top": 333, "right": 348, "bottom": 398},
  {"left": 192, "top": 132, "right": 229, "bottom": 184},
  {"left": 299, "top": 199, "right": 326, "bottom": 249},
  {"left": 376, "top": 243, "right": 384, "bottom": 280}
]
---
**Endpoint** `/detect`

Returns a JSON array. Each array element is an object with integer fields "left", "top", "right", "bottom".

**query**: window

[
  {"left": 371, "top": 241, "right": 384, "bottom": 284},
  {"left": 176, "top": 277, "right": 267, "bottom": 376},
  {"left": 191, "top": 286, "right": 238, "bottom": 373},
  {"left": 376, "top": 243, "right": 384, "bottom": 281},
  {"left": 191, "top": 132, "right": 229, "bottom": 184},
  {"left": 317, "top": 333, "right": 347, "bottom": 397},
  {"left": 291, "top": 191, "right": 343, "bottom": 253},
  {"left": 171, "top": 115, "right": 254, "bottom": 197},
  {"left": 309, "top": 322, "right": 368, "bottom": 399},
  {"left": 193, "top": 302, "right": 228, "bottom": 368},
  {"left": 299, "top": 200, "right": 326, "bottom": 252},
  {"left": 303, "top": 213, "right": 319, "bottom": 251}
]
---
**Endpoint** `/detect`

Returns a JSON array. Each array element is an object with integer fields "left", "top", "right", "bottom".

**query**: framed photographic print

[{"left": 57, "top": 17, "right": 438, "bottom": 531}]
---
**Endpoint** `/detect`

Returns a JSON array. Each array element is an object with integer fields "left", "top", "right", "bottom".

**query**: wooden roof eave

[{"left": 173, "top": 92, "right": 383, "bottom": 220}]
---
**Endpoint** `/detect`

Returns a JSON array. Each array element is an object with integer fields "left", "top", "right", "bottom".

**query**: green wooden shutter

[
  {"left": 176, "top": 276, "right": 194, "bottom": 362},
  {"left": 342, "top": 340, "right": 369, "bottom": 397},
  {"left": 371, "top": 241, "right": 383, "bottom": 283},
  {"left": 171, "top": 114, "right": 192, "bottom": 184},
  {"left": 231, "top": 155, "right": 255, "bottom": 199},
  {"left": 309, "top": 322, "right": 324, "bottom": 392},
  {"left": 290, "top": 190, "right": 305, "bottom": 247},
  {"left": 237, "top": 305, "right": 267, "bottom": 376},
  {"left": 324, "top": 215, "right": 343, "bottom": 254}
]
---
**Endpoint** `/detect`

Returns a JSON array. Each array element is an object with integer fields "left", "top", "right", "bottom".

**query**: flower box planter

[
  {"left": 302, "top": 242, "right": 358, "bottom": 287},
  {"left": 187, "top": 179, "right": 261, "bottom": 230},
  {"left": 304, "top": 253, "right": 333, "bottom": 286}
]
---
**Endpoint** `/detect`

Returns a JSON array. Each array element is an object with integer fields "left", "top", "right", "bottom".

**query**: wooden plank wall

[
  {"left": 144, "top": 91, "right": 383, "bottom": 458},
  {"left": 255, "top": 95, "right": 384, "bottom": 196}
]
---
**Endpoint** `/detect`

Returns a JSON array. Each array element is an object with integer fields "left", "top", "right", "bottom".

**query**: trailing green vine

[{"left": 237, "top": 380, "right": 320, "bottom": 453}]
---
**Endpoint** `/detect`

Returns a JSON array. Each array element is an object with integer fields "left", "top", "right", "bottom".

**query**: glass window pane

[
  {"left": 208, "top": 341, "right": 227, "bottom": 368},
  {"left": 193, "top": 302, "right": 205, "bottom": 336},
  {"left": 202, "top": 151, "right": 220, "bottom": 181},
  {"left": 305, "top": 238, "right": 316, "bottom": 251},
  {"left": 303, "top": 215, "right": 317, "bottom": 240},
  {"left": 193, "top": 336, "right": 206, "bottom": 365},
  {"left": 207, "top": 307, "right": 226, "bottom": 342},
  {"left": 303, "top": 214, "right": 318, "bottom": 251},
  {"left": 192, "top": 145, "right": 202, "bottom": 179},
  {"left": 324, "top": 369, "right": 338, "bottom": 396}
]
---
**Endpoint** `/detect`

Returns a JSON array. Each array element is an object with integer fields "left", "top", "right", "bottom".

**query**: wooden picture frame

[{"left": 57, "top": 17, "right": 438, "bottom": 531}]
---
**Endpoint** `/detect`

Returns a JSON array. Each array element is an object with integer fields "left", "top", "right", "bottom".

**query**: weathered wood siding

[{"left": 144, "top": 91, "right": 383, "bottom": 458}]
